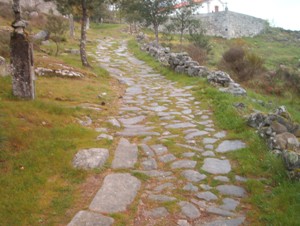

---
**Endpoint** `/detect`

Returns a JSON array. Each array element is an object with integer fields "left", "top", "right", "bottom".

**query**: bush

[
  {"left": 185, "top": 44, "right": 208, "bottom": 65},
  {"left": 220, "top": 46, "right": 265, "bottom": 82}
]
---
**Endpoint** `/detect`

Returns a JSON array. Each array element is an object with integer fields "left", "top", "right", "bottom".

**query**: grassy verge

[
  {"left": 0, "top": 24, "right": 122, "bottom": 225},
  {"left": 128, "top": 39, "right": 300, "bottom": 225}
]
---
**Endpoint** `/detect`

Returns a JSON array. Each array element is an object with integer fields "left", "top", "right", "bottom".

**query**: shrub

[
  {"left": 185, "top": 44, "right": 208, "bottom": 65},
  {"left": 220, "top": 46, "right": 265, "bottom": 82}
]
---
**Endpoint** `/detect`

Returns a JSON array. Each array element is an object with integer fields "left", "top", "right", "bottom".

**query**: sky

[{"left": 222, "top": 0, "right": 300, "bottom": 31}]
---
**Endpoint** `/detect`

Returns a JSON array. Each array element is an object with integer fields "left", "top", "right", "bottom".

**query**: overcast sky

[{"left": 224, "top": 0, "right": 300, "bottom": 31}]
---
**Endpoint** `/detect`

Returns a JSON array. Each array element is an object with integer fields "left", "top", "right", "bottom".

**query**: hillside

[{"left": 0, "top": 2, "right": 300, "bottom": 226}]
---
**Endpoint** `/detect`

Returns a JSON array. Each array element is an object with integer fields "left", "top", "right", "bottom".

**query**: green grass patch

[{"left": 128, "top": 38, "right": 300, "bottom": 225}]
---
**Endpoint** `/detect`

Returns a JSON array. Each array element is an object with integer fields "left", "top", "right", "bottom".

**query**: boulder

[
  {"left": 282, "top": 150, "right": 300, "bottom": 171},
  {"left": 207, "top": 71, "right": 234, "bottom": 87},
  {"left": 274, "top": 132, "right": 299, "bottom": 151}
]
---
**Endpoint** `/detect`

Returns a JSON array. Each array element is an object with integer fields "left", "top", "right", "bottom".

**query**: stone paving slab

[
  {"left": 119, "top": 115, "right": 146, "bottom": 125},
  {"left": 68, "top": 210, "right": 114, "bottom": 226},
  {"left": 72, "top": 148, "right": 109, "bottom": 169},
  {"left": 202, "top": 158, "right": 231, "bottom": 174},
  {"left": 171, "top": 160, "right": 197, "bottom": 169},
  {"left": 179, "top": 201, "right": 201, "bottom": 219},
  {"left": 112, "top": 138, "right": 138, "bottom": 169},
  {"left": 216, "top": 185, "right": 246, "bottom": 197},
  {"left": 89, "top": 173, "right": 141, "bottom": 213},
  {"left": 216, "top": 140, "right": 246, "bottom": 153}
]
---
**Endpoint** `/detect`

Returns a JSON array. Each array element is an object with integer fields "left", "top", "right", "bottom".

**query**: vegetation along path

[{"left": 68, "top": 37, "right": 248, "bottom": 226}]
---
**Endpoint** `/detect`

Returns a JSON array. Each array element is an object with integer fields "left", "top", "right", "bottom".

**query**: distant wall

[{"left": 195, "top": 10, "right": 267, "bottom": 39}]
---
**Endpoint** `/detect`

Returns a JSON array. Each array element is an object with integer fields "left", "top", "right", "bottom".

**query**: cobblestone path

[{"left": 68, "top": 38, "right": 248, "bottom": 226}]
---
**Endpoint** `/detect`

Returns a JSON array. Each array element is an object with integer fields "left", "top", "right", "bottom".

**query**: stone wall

[
  {"left": 137, "top": 34, "right": 247, "bottom": 97},
  {"left": 195, "top": 10, "right": 267, "bottom": 39}
]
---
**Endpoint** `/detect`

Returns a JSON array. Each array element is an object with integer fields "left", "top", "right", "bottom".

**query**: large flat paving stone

[
  {"left": 72, "top": 148, "right": 109, "bottom": 169},
  {"left": 112, "top": 138, "right": 138, "bottom": 169},
  {"left": 216, "top": 185, "right": 246, "bottom": 197},
  {"left": 201, "top": 158, "right": 231, "bottom": 174},
  {"left": 216, "top": 140, "right": 246, "bottom": 153},
  {"left": 151, "top": 144, "right": 168, "bottom": 155},
  {"left": 89, "top": 173, "right": 141, "bottom": 213},
  {"left": 68, "top": 210, "right": 114, "bottom": 226},
  {"left": 148, "top": 194, "right": 177, "bottom": 202},
  {"left": 171, "top": 160, "right": 197, "bottom": 169}
]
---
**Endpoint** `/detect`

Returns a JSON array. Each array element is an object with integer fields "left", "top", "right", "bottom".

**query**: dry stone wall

[
  {"left": 195, "top": 10, "right": 267, "bottom": 39},
  {"left": 137, "top": 36, "right": 247, "bottom": 96}
]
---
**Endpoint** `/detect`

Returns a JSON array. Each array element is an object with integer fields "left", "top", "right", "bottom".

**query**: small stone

[
  {"left": 171, "top": 160, "right": 197, "bottom": 169},
  {"left": 159, "top": 154, "right": 176, "bottom": 163},
  {"left": 177, "top": 219, "right": 191, "bottom": 226},
  {"left": 199, "top": 184, "right": 212, "bottom": 190},
  {"left": 214, "top": 176, "right": 230, "bottom": 182},
  {"left": 220, "top": 198, "right": 240, "bottom": 211},
  {"left": 151, "top": 144, "right": 168, "bottom": 155},
  {"left": 182, "top": 170, "right": 207, "bottom": 182},
  {"left": 142, "top": 158, "right": 157, "bottom": 170},
  {"left": 196, "top": 191, "right": 218, "bottom": 201},
  {"left": 108, "top": 117, "right": 121, "bottom": 127},
  {"left": 144, "top": 207, "right": 169, "bottom": 218},
  {"left": 203, "top": 138, "right": 218, "bottom": 144},
  {"left": 216, "top": 185, "right": 246, "bottom": 197},
  {"left": 214, "top": 131, "right": 227, "bottom": 139},
  {"left": 202, "top": 158, "right": 231, "bottom": 174},
  {"left": 216, "top": 140, "right": 246, "bottom": 153},
  {"left": 179, "top": 201, "right": 201, "bottom": 219},
  {"left": 140, "top": 144, "right": 155, "bottom": 157},
  {"left": 183, "top": 183, "right": 199, "bottom": 192},
  {"left": 72, "top": 148, "right": 109, "bottom": 169}
]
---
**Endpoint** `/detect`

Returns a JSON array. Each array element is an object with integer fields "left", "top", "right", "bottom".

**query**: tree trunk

[
  {"left": 69, "top": 14, "right": 75, "bottom": 39},
  {"left": 154, "top": 24, "right": 159, "bottom": 45},
  {"left": 80, "top": 0, "right": 90, "bottom": 67}
]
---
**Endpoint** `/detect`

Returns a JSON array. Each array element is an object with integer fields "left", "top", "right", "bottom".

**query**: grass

[
  {"left": 128, "top": 39, "right": 300, "bottom": 225},
  {"left": 0, "top": 22, "right": 123, "bottom": 225}
]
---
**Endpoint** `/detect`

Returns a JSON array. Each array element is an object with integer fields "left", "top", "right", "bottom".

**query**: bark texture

[{"left": 80, "top": 0, "right": 90, "bottom": 67}]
